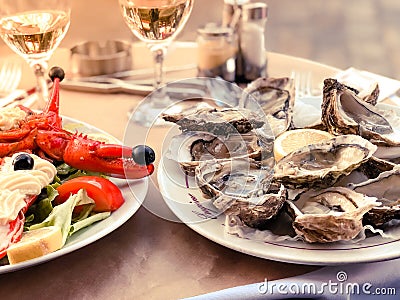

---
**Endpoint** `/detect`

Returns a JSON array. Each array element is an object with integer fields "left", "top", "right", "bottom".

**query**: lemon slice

[
  {"left": 63, "top": 122, "right": 84, "bottom": 132},
  {"left": 7, "top": 226, "right": 63, "bottom": 265},
  {"left": 273, "top": 129, "right": 334, "bottom": 161}
]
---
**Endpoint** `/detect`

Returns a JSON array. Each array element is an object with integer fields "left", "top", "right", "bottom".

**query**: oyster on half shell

[
  {"left": 273, "top": 134, "right": 377, "bottom": 189},
  {"left": 322, "top": 78, "right": 400, "bottom": 146},
  {"left": 165, "top": 131, "right": 264, "bottom": 175},
  {"left": 195, "top": 158, "right": 287, "bottom": 229},
  {"left": 162, "top": 107, "right": 265, "bottom": 136},
  {"left": 286, "top": 187, "right": 379, "bottom": 243},
  {"left": 334, "top": 156, "right": 396, "bottom": 186},
  {"left": 242, "top": 77, "right": 295, "bottom": 136},
  {"left": 349, "top": 166, "right": 400, "bottom": 227}
]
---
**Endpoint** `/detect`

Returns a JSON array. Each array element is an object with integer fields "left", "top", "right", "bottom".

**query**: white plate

[
  {"left": 0, "top": 116, "right": 148, "bottom": 274},
  {"left": 158, "top": 99, "right": 400, "bottom": 266}
]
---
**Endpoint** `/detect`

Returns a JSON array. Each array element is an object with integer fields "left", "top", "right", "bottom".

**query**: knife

[
  {"left": 61, "top": 77, "right": 209, "bottom": 98},
  {"left": 61, "top": 77, "right": 154, "bottom": 95},
  {"left": 86, "top": 63, "right": 197, "bottom": 79}
]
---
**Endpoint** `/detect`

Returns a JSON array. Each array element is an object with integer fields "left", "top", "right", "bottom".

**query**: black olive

[
  {"left": 48, "top": 66, "right": 65, "bottom": 82},
  {"left": 132, "top": 145, "right": 155, "bottom": 165},
  {"left": 13, "top": 153, "right": 35, "bottom": 171}
]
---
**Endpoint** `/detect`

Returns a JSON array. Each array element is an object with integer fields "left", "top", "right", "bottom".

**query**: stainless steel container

[{"left": 70, "top": 40, "right": 132, "bottom": 77}]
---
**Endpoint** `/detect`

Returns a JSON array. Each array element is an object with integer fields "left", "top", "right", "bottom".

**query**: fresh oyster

[
  {"left": 349, "top": 166, "right": 400, "bottom": 227},
  {"left": 292, "top": 83, "right": 379, "bottom": 130},
  {"left": 241, "top": 77, "right": 295, "bottom": 136},
  {"left": 165, "top": 131, "right": 263, "bottom": 175},
  {"left": 335, "top": 156, "right": 396, "bottom": 186},
  {"left": 274, "top": 134, "right": 377, "bottom": 189},
  {"left": 322, "top": 78, "right": 400, "bottom": 146},
  {"left": 286, "top": 187, "right": 379, "bottom": 243},
  {"left": 195, "top": 158, "right": 286, "bottom": 229},
  {"left": 162, "top": 107, "right": 264, "bottom": 136}
]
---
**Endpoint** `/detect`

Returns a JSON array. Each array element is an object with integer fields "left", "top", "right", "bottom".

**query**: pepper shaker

[{"left": 236, "top": 2, "right": 268, "bottom": 83}]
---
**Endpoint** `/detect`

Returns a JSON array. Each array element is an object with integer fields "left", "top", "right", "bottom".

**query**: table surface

[{"left": 0, "top": 43, "right": 345, "bottom": 299}]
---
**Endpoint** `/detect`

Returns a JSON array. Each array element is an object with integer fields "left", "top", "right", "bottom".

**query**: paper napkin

[{"left": 334, "top": 67, "right": 400, "bottom": 105}]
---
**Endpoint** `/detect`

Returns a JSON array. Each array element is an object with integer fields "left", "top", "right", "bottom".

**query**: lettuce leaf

[
  {"left": 55, "top": 163, "right": 105, "bottom": 182},
  {"left": 29, "top": 189, "right": 109, "bottom": 246},
  {"left": 24, "top": 185, "right": 59, "bottom": 229},
  {"left": 70, "top": 212, "right": 110, "bottom": 236}
]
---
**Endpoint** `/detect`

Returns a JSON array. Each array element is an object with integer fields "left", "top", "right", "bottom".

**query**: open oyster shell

[
  {"left": 195, "top": 158, "right": 287, "bottom": 229},
  {"left": 163, "top": 105, "right": 274, "bottom": 175},
  {"left": 273, "top": 134, "right": 377, "bottom": 189},
  {"left": 349, "top": 166, "right": 400, "bottom": 227},
  {"left": 162, "top": 107, "right": 264, "bottom": 136},
  {"left": 334, "top": 156, "right": 396, "bottom": 186},
  {"left": 286, "top": 187, "right": 379, "bottom": 243},
  {"left": 242, "top": 77, "right": 295, "bottom": 137},
  {"left": 165, "top": 131, "right": 263, "bottom": 175},
  {"left": 322, "top": 78, "right": 400, "bottom": 146}
]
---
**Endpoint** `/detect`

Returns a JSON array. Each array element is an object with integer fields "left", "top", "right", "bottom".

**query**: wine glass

[
  {"left": 0, "top": 0, "right": 70, "bottom": 109},
  {"left": 119, "top": 0, "right": 194, "bottom": 127}
]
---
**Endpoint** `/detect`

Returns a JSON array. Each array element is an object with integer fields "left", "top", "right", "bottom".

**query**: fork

[
  {"left": 292, "top": 70, "right": 325, "bottom": 99},
  {"left": 0, "top": 60, "right": 22, "bottom": 97},
  {"left": 292, "top": 70, "right": 313, "bottom": 99}
]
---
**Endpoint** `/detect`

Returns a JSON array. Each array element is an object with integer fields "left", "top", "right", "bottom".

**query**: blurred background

[{"left": 1, "top": 0, "right": 400, "bottom": 79}]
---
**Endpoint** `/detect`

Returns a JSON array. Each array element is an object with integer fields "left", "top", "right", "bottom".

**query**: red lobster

[
  {"left": 0, "top": 67, "right": 155, "bottom": 179},
  {"left": 0, "top": 67, "right": 155, "bottom": 260}
]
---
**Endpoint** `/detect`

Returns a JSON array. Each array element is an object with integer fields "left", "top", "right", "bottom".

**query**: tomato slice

[{"left": 55, "top": 176, "right": 124, "bottom": 212}]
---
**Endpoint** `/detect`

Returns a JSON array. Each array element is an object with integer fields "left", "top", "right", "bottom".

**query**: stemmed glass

[
  {"left": 0, "top": 0, "right": 70, "bottom": 109},
  {"left": 119, "top": 0, "right": 194, "bottom": 126}
]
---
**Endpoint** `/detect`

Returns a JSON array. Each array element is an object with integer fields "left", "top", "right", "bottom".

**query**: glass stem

[
  {"left": 149, "top": 45, "right": 169, "bottom": 107},
  {"left": 152, "top": 46, "right": 166, "bottom": 89},
  {"left": 33, "top": 62, "right": 49, "bottom": 109}
]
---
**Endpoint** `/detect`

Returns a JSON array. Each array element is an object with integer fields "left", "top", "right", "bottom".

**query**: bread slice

[{"left": 7, "top": 226, "right": 63, "bottom": 264}]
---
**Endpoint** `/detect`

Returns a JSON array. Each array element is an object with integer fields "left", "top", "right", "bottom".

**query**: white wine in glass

[
  {"left": 0, "top": 0, "right": 70, "bottom": 108},
  {"left": 119, "top": 0, "right": 194, "bottom": 126}
]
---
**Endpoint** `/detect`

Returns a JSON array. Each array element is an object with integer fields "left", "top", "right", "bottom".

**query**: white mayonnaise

[
  {"left": 0, "top": 190, "right": 26, "bottom": 226},
  {"left": 0, "top": 152, "right": 57, "bottom": 191}
]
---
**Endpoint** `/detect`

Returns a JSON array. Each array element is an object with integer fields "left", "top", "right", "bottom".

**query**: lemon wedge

[
  {"left": 273, "top": 129, "right": 334, "bottom": 161},
  {"left": 7, "top": 226, "right": 63, "bottom": 265}
]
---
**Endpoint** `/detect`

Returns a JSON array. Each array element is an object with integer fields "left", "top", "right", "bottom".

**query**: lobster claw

[
  {"left": 63, "top": 135, "right": 154, "bottom": 179},
  {"left": 36, "top": 131, "right": 155, "bottom": 179}
]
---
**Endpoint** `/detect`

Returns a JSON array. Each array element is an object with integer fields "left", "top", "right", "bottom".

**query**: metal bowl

[{"left": 70, "top": 40, "right": 132, "bottom": 76}]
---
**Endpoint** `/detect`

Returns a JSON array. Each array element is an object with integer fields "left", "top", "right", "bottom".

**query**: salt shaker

[
  {"left": 236, "top": 2, "right": 268, "bottom": 83},
  {"left": 196, "top": 25, "right": 237, "bottom": 82}
]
